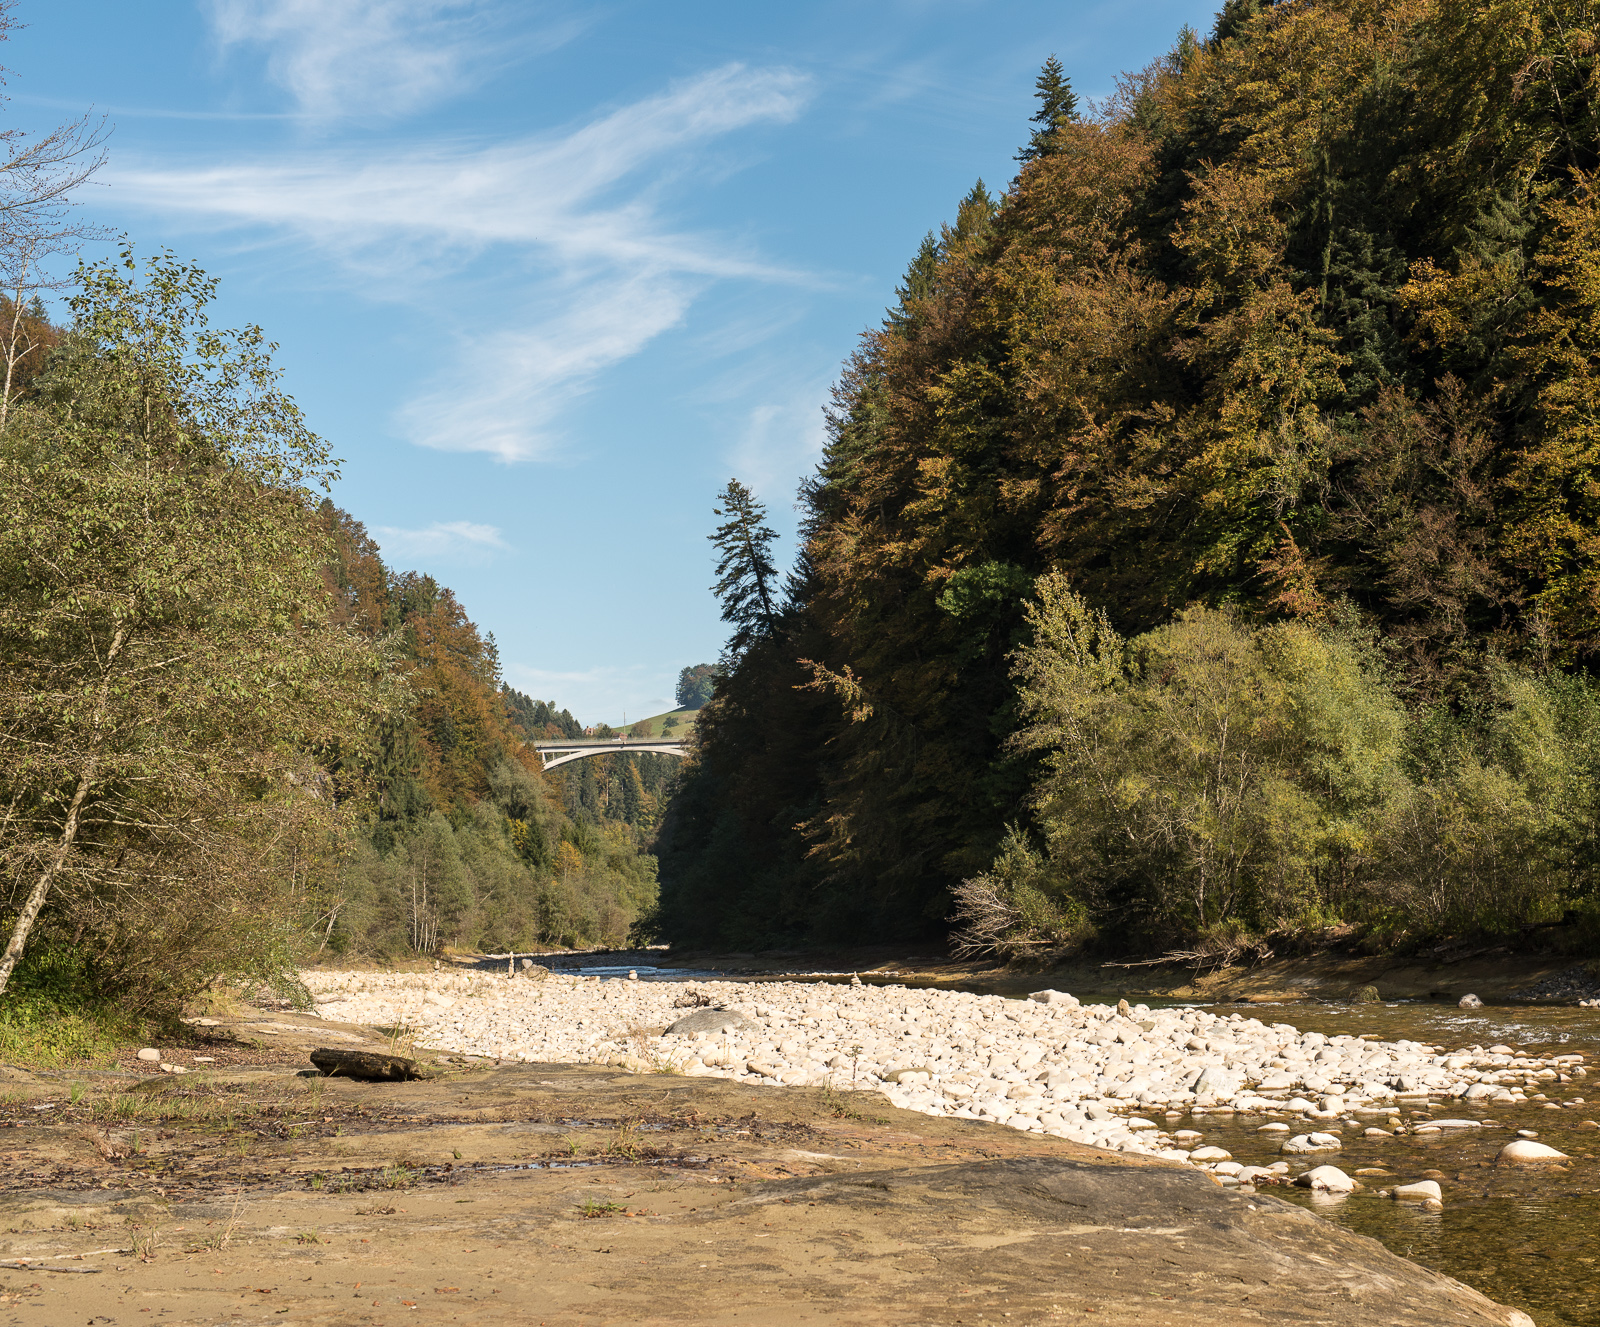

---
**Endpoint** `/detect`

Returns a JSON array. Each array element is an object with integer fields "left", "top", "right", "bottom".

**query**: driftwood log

[{"left": 309, "top": 1048, "right": 433, "bottom": 1081}]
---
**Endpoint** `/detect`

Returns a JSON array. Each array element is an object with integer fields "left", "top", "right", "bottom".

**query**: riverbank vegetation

[
  {"left": 0, "top": 251, "right": 665, "bottom": 1034},
  {"left": 658, "top": 0, "right": 1600, "bottom": 959}
]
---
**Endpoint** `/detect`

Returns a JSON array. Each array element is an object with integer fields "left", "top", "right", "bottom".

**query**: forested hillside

[
  {"left": 658, "top": 0, "right": 1600, "bottom": 956},
  {"left": 316, "top": 504, "right": 668, "bottom": 958},
  {"left": 0, "top": 247, "right": 665, "bottom": 1024}
]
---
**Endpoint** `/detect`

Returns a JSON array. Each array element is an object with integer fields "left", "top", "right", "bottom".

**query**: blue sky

[{"left": 16, "top": 0, "right": 1218, "bottom": 724}]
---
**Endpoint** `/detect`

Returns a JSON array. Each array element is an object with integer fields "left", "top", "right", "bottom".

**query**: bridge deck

[
  {"left": 530, "top": 738, "right": 687, "bottom": 770},
  {"left": 530, "top": 739, "right": 687, "bottom": 750}
]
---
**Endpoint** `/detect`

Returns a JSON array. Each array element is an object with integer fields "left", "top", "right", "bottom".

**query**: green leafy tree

[
  {"left": 0, "top": 247, "right": 390, "bottom": 1009},
  {"left": 676, "top": 663, "right": 719, "bottom": 709}
]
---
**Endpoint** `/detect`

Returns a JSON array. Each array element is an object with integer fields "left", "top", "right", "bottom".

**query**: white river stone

[{"left": 295, "top": 967, "right": 1566, "bottom": 1174}]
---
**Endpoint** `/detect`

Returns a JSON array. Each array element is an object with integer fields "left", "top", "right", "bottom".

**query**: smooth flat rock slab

[
  {"left": 0, "top": 1062, "right": 1528, "bottom": 1326},
  {"left": 665, "top": 1006, "right": 762, "bottom": 1035}
]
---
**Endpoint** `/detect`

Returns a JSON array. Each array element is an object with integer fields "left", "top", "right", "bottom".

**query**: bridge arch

[{"left": 531, "top": 739, "right": 687, "bottom": 771}]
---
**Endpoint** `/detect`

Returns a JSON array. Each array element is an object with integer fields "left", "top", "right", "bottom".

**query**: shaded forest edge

[{"left": 654, "top": 0, "right": 1600, "bottom": 967}]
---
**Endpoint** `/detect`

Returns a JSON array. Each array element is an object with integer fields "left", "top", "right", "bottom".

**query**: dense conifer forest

[{"left": 657, "top": 0, "right": 1600, "bottom": 959}]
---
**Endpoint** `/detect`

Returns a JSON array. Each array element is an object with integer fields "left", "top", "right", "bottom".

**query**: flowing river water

[
  {"left": 1170, "top": 999, "right": 1600, "bottom": 1327},
  {"left": 547, "top": 960, "right": 1598, "bottom": 1327}
]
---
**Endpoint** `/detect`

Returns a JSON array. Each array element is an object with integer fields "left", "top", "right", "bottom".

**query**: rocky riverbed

[{"left": 304, "top": 969, "right": 1590, "bottom": 1178}]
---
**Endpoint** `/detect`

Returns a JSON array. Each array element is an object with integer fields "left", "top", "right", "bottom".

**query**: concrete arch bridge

[{"left": 531, "top": 738, "right": 687, "bottom": 771}]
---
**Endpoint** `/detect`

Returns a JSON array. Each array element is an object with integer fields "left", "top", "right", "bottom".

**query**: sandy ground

[{"left": 0, "top": 1008, "right": 1535, "bottom": 1327}]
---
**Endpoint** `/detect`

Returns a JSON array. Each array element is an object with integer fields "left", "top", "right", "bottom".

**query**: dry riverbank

[{"left": 0, "top": 1007, "right": 1536, "bottom": 1327}]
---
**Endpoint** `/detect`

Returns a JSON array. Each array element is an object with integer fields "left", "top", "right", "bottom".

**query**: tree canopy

[
  {"left": 657, "top": 4, "right": 1600, "bottom": 954},
  {"left": 676, "top": 664, "right": 720, "bottom": 710},
  {"left": 0, "top": 248, "right": 385, "bottom": 1009}
]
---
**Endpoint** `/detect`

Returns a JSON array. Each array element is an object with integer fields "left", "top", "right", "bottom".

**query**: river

[{"left": 1178, "top": 999, "right": 1600, "bottom": 1327}]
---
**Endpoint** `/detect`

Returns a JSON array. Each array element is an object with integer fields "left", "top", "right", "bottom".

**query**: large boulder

[
  {"left": 665, "top": 1008, "right": 762, "bottom": 1036},
  {"left": 1027, "top": 990, "right": 1080, "bottom": 1007},
  {"left": 1281, "top": 1132, "right": 1343, "bottom": 1154},
  {"left": 1497, "top": 1140, "right": 1569, "bottom": 1163},
  {"left": 1296, "top": 1165, "right": 1356, "bottom": 1192},
  {"left": 1393, "top": 1180, "right": 1443, "bottom": 1202}
]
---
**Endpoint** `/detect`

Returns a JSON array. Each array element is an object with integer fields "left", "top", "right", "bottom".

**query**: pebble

[
  {"left": 1296, "top": 1165, "right": 1356, "bottom": 1192},
  {"left": 298, "top": 969, "right": 1582, "bottom": 1171},
  {"left": 1498, "top": 1140, "right": 1569, "bottom": 1163},
  {"left": 136, "top": 1048, "right": 160, "bottom": 1063}
]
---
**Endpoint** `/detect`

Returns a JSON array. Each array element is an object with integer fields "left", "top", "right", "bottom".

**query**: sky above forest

[{"left": 17, "top": 0, "right": 1218, "bottom": 724}]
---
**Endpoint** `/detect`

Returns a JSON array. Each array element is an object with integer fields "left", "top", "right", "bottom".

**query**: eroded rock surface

[{"left": 0, "top": 1055, "right": 1530, "bottom": 1326}]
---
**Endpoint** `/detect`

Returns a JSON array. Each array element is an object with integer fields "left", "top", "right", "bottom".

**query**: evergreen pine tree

[
  {"left": 708, "top": 479, "right": 779, "bottom": 659},
  {"left": 1017, "top": 56, "right": 1077, "bottom": 165},
  {"left": 886, "top": 231, "right": 940, "bottom": 331},
  {"left": 952, "top": 180, "right": 998, "bottom": 242},
  {"left": 1211, "top": 0, "right": 1268, "bottom": 45}
]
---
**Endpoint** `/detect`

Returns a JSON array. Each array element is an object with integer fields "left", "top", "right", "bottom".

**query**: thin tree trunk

[
  {"left": 0, "top": 622, "right": 127, "bottom": 996},
  {"left": 0, "top": 760, "right": 96, "bottom": 993}
]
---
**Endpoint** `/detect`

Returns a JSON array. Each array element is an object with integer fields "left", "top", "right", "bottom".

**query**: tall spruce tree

[
  {"left": 1017, "top": 55, "right": 1077, "bottom": 164},
  {"left": 886, "top": 231, "right": 940, "bottom": 332},
  {"left": 709, "top": 479, "right": 778, "bottom": 659}
]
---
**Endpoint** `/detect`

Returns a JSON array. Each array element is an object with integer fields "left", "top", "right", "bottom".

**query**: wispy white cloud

[
  {"left": 109, "top": 65, "right": 810, "bottom": 269},
  {"left": 108, "top": 64, "right": 815, "bottom": 461},
  {"left": 729, "top": 387, "right": 831, "bottom": 506},
  {"left": 203, "top": 0, "right": 564, "bottom": 120},
  {"left": 372, "top": 519, "right": 510, "bottom": 562},
  {"left": 400, "top": 270, "right": 697, "bottom": 461},
  {"left": 702, "top": 360, "right": 833, "bottom": 513}
]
